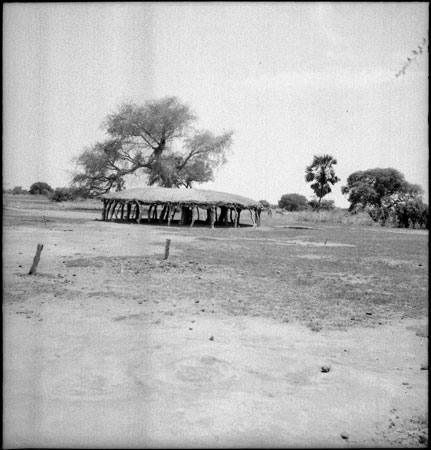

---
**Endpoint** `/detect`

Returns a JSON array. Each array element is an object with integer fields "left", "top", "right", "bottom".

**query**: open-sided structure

[{"left": 100, "top": 187, "right": 263, "bottom": 228}]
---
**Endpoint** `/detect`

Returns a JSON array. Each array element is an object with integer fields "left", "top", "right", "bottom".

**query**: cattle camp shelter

[{"left": 100, "top": 187, "right": 263, "bottom": 228}]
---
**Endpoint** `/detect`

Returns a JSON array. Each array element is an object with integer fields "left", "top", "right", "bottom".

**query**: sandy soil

[{"left": 3, "top": 206, "right": 428, "bottom": 448}]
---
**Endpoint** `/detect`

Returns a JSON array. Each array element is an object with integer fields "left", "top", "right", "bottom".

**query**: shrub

[
  {"left": 50, "top": 187, "right": 75, "bottom": 202},
  {"left": 394, "top": 200, "right": 428, "bottom": 229},
  {"left": 11, "top": 186, "right": 28, "bottom": 195},
  {"left": 308, "top": 198, "right": 335, "bottom": 211},
  {"left": 50, "top": 186, "right": 94, "bottom": 202},
  {"left": 259, "top": 200, "right": 270, "bottom": 209},
  {"left": 294, "top": 209, "right": 378, "bottom": 226}
]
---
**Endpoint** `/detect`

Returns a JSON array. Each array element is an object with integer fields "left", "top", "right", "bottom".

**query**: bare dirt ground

[{"left": 2, "top": 196, "right": 428, "bottom": 448}]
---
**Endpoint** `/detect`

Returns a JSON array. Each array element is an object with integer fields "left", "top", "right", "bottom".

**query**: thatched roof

[{"left": 100, "top": 187, "right": 262, "bottom": 209}]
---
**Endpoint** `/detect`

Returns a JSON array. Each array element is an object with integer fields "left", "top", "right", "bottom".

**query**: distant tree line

[
  {"left": 277, "top": 193, "right": 334, "bottom": 212},
  {"left": 5, "top": 182, "right": 94, "bottom": 203},
  {"left": 272, "top": 160, "right": 427, "bottom": 229}
]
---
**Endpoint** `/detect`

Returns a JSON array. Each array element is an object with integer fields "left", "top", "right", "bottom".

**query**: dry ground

[{"left": 2, "top": 195, "right": 428, "bottom": 448}]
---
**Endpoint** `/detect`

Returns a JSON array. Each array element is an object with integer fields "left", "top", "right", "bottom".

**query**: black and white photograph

[{"left": 3, "top": 2, "right": 428, "bottom": 448}]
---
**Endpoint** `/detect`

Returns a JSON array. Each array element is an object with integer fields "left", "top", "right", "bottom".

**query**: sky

[{"left": 3, "top": 2, "right": 429, "bottom": 207}]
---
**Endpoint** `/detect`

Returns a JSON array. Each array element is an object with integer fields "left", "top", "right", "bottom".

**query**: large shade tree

[
  {"left": 278, "top": 193, "right": 309, "bottom": 211},
  {"left": 305, "top": 154, "right": 340, "bottom": 211},
  {"left": 341, "top": 168, "right": 425, "bottom": 225},
  {"left": 29, "top": 182, "right": 53, "bottom": 195},
  {"left": 73, "top": 97, "right": 233, "bottom": 194}
]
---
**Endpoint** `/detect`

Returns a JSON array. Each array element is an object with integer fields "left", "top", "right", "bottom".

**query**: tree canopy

[
  {"left": 341, "top": 168, "right": 414, "bottom": 210},
  {"left": 305, "top": 154, "right": 340, "bottom": 210},
  {"left": 341, "top": 167, "right": 426, "bottom": 226},
  {"left": 278, "top": 193, "right": 309, "bottom": 211},
  {"left": 73, "top": 97, "right": 233, "bottom": 194},
  {"left": 29, "top": 182, "right": 53, "bottom": 195}
]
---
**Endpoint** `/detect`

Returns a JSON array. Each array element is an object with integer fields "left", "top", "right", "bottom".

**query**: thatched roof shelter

[{"left": 100, "top": 187, "right": 263, "bottom": 228}]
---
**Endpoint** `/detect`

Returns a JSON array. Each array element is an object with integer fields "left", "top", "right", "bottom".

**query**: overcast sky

[{"left": 3, "top": 2, "right": 428, "bottom": 206}]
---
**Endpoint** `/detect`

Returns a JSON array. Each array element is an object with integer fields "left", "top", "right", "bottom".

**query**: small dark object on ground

[
  {"left": 321, "top": 365, "right": 331, "bottom": 373},
  {"left": 209, "top": 336, "right": 214, "bottom": 341},
  {"left": 340, "top": 432, "right": 349, "bottom": 440}
]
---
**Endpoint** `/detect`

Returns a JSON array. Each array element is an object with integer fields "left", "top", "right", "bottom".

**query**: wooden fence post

[
  {"left": 164, "top": 239, "right": 171, "bottom": 260},
  {"left": 29, "top": 243, "right": 44, "bottom": 275}
]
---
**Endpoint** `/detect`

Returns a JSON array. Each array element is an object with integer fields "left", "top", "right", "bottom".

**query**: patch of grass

[
  {"left": 291, "top": 209, "right": 378, "bottom": 226},
  {"left": 170, "top": 223, "right": 428, "bottom": 330}
]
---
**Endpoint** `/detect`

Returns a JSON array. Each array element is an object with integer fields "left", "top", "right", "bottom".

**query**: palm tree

[{"left": 305, "top": 154, "right": 340, "bottom": 211}]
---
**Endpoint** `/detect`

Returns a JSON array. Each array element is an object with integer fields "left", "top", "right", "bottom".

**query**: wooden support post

[
  {"left": 224, "top": 208, "right": 229, "bottom": 227},
  {"left": 250, "top": 209, "right": 256, "bottom": 227},
  {"left": 126, "top": 202, "right": 131, "bottom": 221},
  {"left": 171, "top": 205, "right": 177, "bottom": 221},
  {"left": 167, "top": 205, "right": 172, "bottom": 226},
  {"left": 102, "top": 200, "right": 107, "bottom": 221},
  {"left": 113, "top": 202, "right": 119, "bottom": 220},
  {"left": 153, "top": 205, "right": 158, "bottom": 220},
  {"left": 210, "top": 206, "right": 216, "bottom": 229},
  {"left": 159, "top": 205, "right": 167, "bottom": 223},
  {"left": 219, "top": 206, "right": 228, "bottom": 226},
  {"left": 109, "top": 201, "right": 116, "bottom": 221},
  {"left": 135, "top": 201, "right": 141, "bottom": 224},
  {"left": 237, "top": 209, "right": 241, "bottom": 227},
  {"left": 233, "top": 207, "right": 238, "bottom": 228},
  {"left": 120, "top": 202, "right": 125, "bottom": 220},
  {"left": 164, "top": 239, "right": 171, "bottom": 260},
  {"left": 257, "top": 209, "right": 261, "bottom": 227},
  {"left": 116, "top": 202, "right": 122, "bottom": 219},
  {"left": 29, "top": 243, "right": 43, "bottom": 275},
  {"left": 105, "top": 201, "right": 111, "bottom": 220},
  {"left": 190, "top": 206, "right": 198, "bottom": 227}
]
